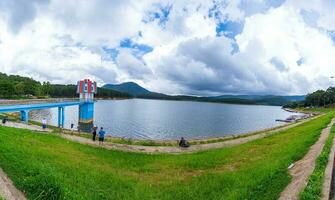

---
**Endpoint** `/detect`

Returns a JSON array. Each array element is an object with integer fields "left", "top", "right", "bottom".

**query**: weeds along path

[
  {"left": 61, "top": 116, "right": 319, "bottom": 154},
  {"left": 279, "top": 117, "right": 335, "bottom": 200},
  {"left": 0, "top": 168, "right": 26, "bottom": 200}
]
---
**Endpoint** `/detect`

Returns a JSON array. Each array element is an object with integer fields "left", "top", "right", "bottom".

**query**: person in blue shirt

[{"left": 98, "top": 127, "right": 106, "bottom": 145}]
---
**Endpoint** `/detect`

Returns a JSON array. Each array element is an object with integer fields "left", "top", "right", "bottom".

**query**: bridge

[
  {"left": 0, "top": 101, "right": 84, "bottom": 127},
  {"left": 0, "top": 79, "right": 97, "bottom": 131}
]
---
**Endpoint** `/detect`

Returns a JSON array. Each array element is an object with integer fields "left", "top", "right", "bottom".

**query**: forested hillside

[{"left": 0, "top": 73, "right": 130, "bottom": 99}]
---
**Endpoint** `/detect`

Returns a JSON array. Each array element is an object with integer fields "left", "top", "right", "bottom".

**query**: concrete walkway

[
  {"left": 279, "top": 118, "right": 335, "bottom": 200},
  {"left": 1, "top": 121, "right": 52, "bottom": 132},
  {"left": 0, "top": 168, "right": 26, "bottom": 200},
  {"left": 322, "top": 128, "right": 335, "bottom": 200}
]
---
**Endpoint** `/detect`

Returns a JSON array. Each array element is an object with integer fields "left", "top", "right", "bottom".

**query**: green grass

[
  {"left": 300, "top": 119, "right": 335, "bottom": 199},
  {"left": 296, "top": 107, "right": 334, "bottom": 113},
  {"left": 0, "top": 112, "right": 333, "bottom": 200}
]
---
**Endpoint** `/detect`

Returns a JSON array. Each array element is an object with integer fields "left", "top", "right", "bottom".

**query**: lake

[{"left": 30, "top": 99, "right": 296, "bottom": 140}]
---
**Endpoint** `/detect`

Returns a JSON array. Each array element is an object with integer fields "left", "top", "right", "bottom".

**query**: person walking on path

[
  {"left": 98, "top": 127, "right": 105, "bottom": 146},
  {"left": 41, "top": 118, "right": 47, "bottom": 130},
  {"left": 92, "top": 126, "right": 97, "bottom": 141},
  {"left": 70, "top": 123, "right": 74, "bottom": 133}
]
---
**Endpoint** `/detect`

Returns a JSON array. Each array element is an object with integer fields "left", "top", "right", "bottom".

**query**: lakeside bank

[
  {"left": 0, "top": 103, "right": 318, "bottom": 147},
  {"left": 0, "top": 110, "right": 333, "bottom": 199}
]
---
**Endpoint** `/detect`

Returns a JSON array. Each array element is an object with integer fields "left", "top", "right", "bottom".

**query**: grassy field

[
  {"left": 300, "top": 119, "right": 335, "bottom": 199},
  {"left": 0, "top": 112, "right": 333, "bottom": 200}
]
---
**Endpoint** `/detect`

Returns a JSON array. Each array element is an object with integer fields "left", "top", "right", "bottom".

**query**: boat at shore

[{"left": 276, "top": 113, "right": 314, "bottom": 123}]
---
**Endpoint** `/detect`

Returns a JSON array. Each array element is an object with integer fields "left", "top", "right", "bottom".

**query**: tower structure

[{"left": 77, "top": 79, "right": 97, "bottom": 131}]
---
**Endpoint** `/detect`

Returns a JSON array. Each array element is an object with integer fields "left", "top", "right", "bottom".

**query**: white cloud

[{"left": 0, "top": 0, "right": 335, "bottom": 95}]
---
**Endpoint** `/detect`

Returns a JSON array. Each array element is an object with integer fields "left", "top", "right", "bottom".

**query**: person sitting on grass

[
  {"left": 98, "top": 127, "right": 105, "bottom": 146},
  {"left": 2, "top": 116, "right": 8, "bottom": 125},
  {"left": 179, "top": 137, "right": 190, "bottom": 148}
]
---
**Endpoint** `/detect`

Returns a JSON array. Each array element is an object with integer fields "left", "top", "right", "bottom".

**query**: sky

[{"left": 0, "top": 0, "right": 335, "bottom": 96}]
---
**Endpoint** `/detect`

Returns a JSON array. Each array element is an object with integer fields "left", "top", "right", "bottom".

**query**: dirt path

[
  {"left": 1, "top": 121, "right": 52, "bottom": 132},
  {"left": 61, "top": 116, "right": 317, "bottom": 154},
  {"left": 0, "top": 168, "right": 26, "bottom": 200},
  {"left": 279, "top": 118, "right": 335, "bottom": 200},
  {"left": 322, "top": 128, "right": 335, "bottom": 200}
]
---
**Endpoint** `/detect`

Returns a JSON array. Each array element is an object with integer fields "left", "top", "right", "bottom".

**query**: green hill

[{"left": 103, "top": 82, "right": 151, "bottom": 96}]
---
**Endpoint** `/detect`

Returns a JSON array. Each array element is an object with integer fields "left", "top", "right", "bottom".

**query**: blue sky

[{"left": 0, "top": 0, "right": 335, "bottom": 95}]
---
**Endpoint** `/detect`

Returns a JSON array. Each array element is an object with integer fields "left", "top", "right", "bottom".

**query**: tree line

[
  {"left": 284, "top": 87, "right": 335, "bottom": 108},
  {"left": 304, "top": 87, "right": 335, "bottom": 107},
  {"left": 0, "top": 73, "right": 130, "bottom": 99}
]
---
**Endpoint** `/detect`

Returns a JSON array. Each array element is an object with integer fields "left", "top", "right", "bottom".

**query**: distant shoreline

[{"left": 0, "top": 97, "right": 286, "bottom": 107}]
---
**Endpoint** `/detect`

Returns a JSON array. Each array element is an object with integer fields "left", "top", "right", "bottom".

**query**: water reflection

[{"left": 30, "top": 99, "right": 296, "bottom": 140}]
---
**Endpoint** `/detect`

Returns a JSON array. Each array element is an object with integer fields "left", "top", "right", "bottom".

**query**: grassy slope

[
  {"left": 0, "top": 112, "right": 333, "bottom": 200},
  {"left": 300, "top": 120, "right": 335, "bottom": 199}
]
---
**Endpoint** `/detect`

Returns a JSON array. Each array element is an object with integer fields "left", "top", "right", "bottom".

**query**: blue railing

[{"left": 0, "top": 101, "right": 85, "bottom": 127}]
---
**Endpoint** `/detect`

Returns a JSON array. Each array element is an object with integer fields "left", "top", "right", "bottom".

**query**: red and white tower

[{"left": 77, "top": 79, "right": 97, "bottom": 102}]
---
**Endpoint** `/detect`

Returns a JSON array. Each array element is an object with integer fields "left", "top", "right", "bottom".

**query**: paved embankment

[
  {"left": 0, "top": 98, "right": 77, "bottom": 106},
  {"left": 2, "top": 121, "right": 52, "bottom": 132},
  {"left": 279, "top": 118, "right": 335, "bottom": 200},
  {"left": 0, "top": 168, "right": 26, "bottom": 200}
]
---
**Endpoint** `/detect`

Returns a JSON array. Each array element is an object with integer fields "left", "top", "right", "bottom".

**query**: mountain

[
  {"left": 281, "top": 95, "right": 306, "bottom": 102},
  {"left": 213, "top": 95, "right": 305, "bottom": 102},
  {"left": 103, "top": 82, "right": 305, "bottom": 106},
  {"left": 103, "top": 82, "right": 151, "bottom": 96},
  {"left": 209, "top": 95, "right": 305, "bottom": 106},
  {"left": 0, "top": 72, "right": 131, "bottom": 99}
]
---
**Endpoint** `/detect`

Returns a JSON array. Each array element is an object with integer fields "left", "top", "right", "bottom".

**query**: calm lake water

[{"left": 30, "top": 99, "right": 296, "bottom": 140}]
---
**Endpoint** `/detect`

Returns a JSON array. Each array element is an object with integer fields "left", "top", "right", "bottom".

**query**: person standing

[
  {"left": 92, "top": 126, "right": 97, "bottom": 141},
  {"left": 98, "top": 127, "right": 105, "bottom": 146},
  {"left": 41, "top": 118, "right": 47, "bottom": 130}
]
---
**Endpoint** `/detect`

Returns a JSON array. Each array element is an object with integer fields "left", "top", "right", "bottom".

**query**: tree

[
  {"left": 0, "top": 81, "right": 14, "bottom": 98},
  {"left": 14, "top": 82, "right": 25, "bottom": 96},
  {"left": 41, "top": 81, "right": 52, "bottom": 96}
]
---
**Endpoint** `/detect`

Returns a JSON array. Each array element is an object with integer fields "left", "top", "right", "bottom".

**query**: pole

[
  {"left": 58, "top": 107, "right": 62, "bottom": 127},
  {"left": 61, "top": 107, "right": 65, "bottom": 128}
]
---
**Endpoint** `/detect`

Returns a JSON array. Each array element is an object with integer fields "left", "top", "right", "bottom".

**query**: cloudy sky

[{"left": 0, "top": 0, "right": 335, "bottom": 96}]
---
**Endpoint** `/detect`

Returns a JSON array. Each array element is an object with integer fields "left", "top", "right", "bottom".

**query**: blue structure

[
  {"left": 0, "top": 79, "right": 97, "bottom": 131},
  {"left": 78, "top": 102, "right": 94, "bottom": 123},
  {"left": 77, "top": 79, "right": 97, "bottom": 131},
  {"left": 0, "top": 101, "right": 84, "bottom": 127}
]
